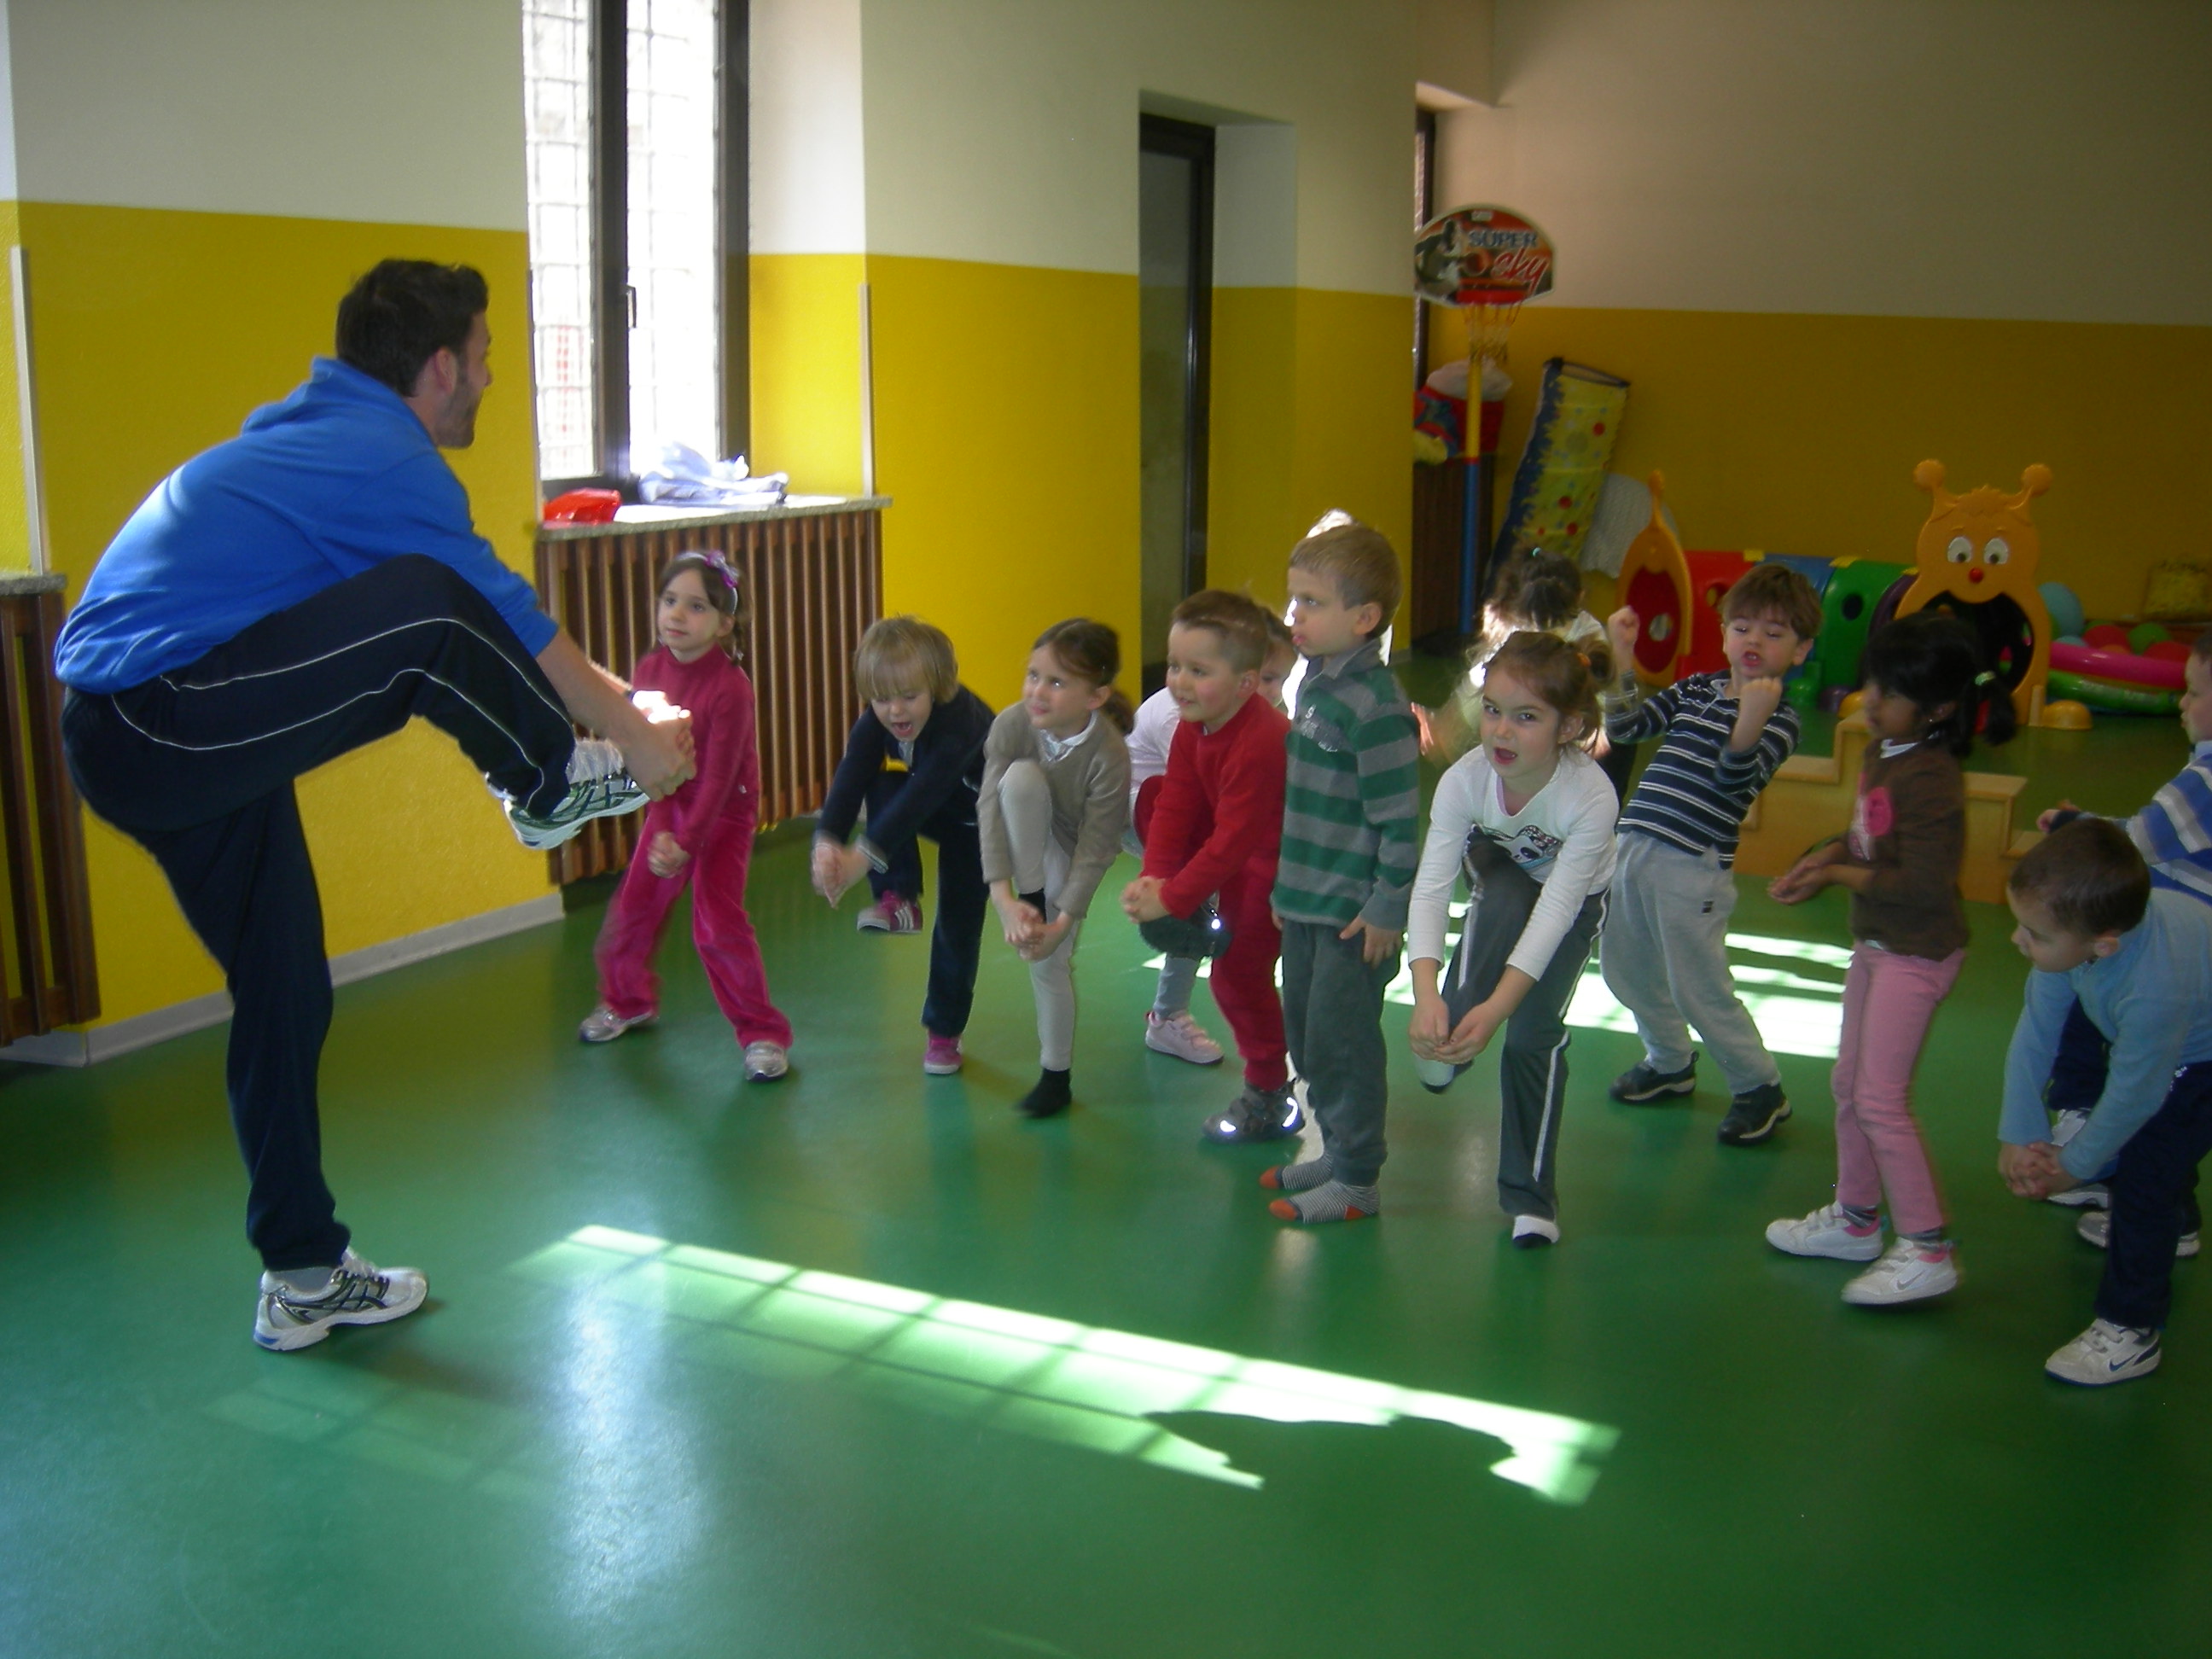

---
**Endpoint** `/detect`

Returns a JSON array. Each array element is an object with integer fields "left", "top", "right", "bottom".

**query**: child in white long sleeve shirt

[{"left": 1406, "top": 632, "right": 1618, "bottom": 1245}]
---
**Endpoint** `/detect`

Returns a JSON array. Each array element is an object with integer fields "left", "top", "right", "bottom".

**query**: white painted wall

[
  {"left": 1438, "top": 0, "right": 2212, "bottom": 324},
  {"left": 834, "top": 0, "right": 1415, "bottom": 294},
  {"left": 0, "top": 0, "right": 17, "bottom": 201},
  {"left": 750, "top": 0, "right": 866, "bottom": 255},
  {"left": 6, "top": 0, "right": 525, "bottom": 230}
]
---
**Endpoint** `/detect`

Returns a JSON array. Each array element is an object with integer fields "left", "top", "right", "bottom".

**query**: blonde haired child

[{"left": 813, "top": 615, "right": 996, "bottom": 1074}]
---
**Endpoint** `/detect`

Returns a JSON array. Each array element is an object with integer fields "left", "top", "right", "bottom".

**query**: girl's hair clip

[{"left": 686, "top": 548, "right": 740, "bottom": 592}]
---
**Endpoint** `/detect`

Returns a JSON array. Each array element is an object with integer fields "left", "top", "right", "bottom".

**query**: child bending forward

[
  {"left": 1407, "top": 632, "right": 1616, "bottom": 1246},
  {"left": 979, "top": 619, "right": 1132, "bottom": 1118}
]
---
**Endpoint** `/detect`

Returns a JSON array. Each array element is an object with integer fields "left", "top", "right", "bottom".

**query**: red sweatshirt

[
  {"left": 630, "top": 645, "right": 760, "bottom": 859},
  {"left": 1141, "top": 693, "right": 1289, "bottom": 918}
]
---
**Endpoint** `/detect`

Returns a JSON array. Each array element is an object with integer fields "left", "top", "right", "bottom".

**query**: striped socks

[
  {"left": 1260, "top": 1155, "right": 1335, "bottom": 1193},
  {"left": 1269, "top": 1179, "right": 1380, "bottom": 1225}
]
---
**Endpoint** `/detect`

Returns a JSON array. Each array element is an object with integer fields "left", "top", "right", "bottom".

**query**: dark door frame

[{"left": 1139, "top": 114, "right": 1215, "bottom": 607}]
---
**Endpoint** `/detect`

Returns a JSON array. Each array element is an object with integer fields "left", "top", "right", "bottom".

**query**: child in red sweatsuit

[
  {"left": 581, "top": 552, "right": 793, "bottom": 1081},
  {"left": 1122, "top": 589, "right": 1295, "bottom": 1141}
]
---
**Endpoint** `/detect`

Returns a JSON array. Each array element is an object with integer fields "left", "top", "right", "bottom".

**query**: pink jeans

[{"left": 1831, "top": 944, "right": 1963, "bottom": 1236}]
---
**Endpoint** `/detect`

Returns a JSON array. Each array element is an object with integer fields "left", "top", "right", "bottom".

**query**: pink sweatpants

[
  {"left": 595, "top": 806, "right": 792, "bottom": 1049},
  {"left": 1831, "top": 944, "right": 1963, "bottom": 1237}
]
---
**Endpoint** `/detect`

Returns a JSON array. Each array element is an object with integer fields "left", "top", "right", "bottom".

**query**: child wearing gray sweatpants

[{"left": 1598, "top": 562, "right": 1820, "bottom": 1146}]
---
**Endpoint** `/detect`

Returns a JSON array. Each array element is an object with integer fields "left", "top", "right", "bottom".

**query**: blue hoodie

[{"left": 55, "top": 356, "right": 556, "bottom": 694}]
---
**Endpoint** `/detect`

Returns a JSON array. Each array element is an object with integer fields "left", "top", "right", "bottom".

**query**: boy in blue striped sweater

[{"left": 1598, "top": 562, "right": 1823, "bottom": 1145}]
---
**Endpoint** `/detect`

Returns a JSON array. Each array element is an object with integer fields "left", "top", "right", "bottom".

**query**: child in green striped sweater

[{"left": 1260, "top": 518, "right": 1423, "bottom": 1225}]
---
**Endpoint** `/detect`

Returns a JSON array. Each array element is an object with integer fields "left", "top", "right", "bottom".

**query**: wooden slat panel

[
  {"left": 0, "top": 590, "right": 102, "bottom": 1042},
  {"left": 533, "top": 508, "right": 882, "bottom": 884}
]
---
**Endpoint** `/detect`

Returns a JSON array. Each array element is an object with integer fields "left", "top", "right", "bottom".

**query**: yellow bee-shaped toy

[{"left": 1895, "top": 460, "right": 2058, "bottom": 725}]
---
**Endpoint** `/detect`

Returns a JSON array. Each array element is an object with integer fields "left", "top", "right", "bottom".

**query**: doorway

[{"left": 1138, "top": 114, "right": 1214, "bottom": 694}]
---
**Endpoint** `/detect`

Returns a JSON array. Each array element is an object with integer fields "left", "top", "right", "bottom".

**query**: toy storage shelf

[{"left": 536, "top": 498, "right": 888, "bottom": 885}]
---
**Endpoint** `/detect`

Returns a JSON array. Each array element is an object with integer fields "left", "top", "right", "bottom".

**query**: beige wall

[{"left": 1440, "top": 0, "right": 2212, "bottom": 324}]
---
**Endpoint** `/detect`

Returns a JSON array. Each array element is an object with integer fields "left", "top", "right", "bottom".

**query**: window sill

[{"left": 537, "top": 495, "right": 892, "bottom": 540}]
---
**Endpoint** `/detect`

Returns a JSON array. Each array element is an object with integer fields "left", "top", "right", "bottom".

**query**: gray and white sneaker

[
  {"left": 2045, "top": 1318, "right": 2161, "bottom": 1387},
  {"left": 507, "top": 739, "right": 649, "bottom": 851},
  {"left": 2075, "top": 1209, "right": 2201, "bottom": 1257},
  {"left": 253, "top": 1250, "right": 428, "bottom": 1352},
  {"left": 1202, "top": 1083, "right": 1302, "bottom": 1144},
  {"left": 579, "top": 1005, "right": 655, "bottom": 1044},
  {"left": 743, "top": 1041, "right": 790, "bottom": 1082}
]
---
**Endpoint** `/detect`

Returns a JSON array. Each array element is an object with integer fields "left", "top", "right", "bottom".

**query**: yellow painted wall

[
  {"left": 1213, "top": 288, "right": 1414, "bottom": 626},
  {"left": 864, "top": 254, "right": 1142, "bottom": 711},
  {"left": 24, "top": 202, "right": 553, "bottom": 1026},
  {"left": 0, "top": 200, "right": 26, "bottom": 571},
  {"left": 1434, "top": 303, "right": 2212, "bottom": 622},
  {"left": 748, "top": 252, "right": 867, "bottom": 498}
]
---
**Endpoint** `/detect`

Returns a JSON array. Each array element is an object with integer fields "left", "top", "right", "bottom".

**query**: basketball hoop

[
  {"left": 1415, "top": 205, "right": 1554, "bottom": 371},
  {"left": 1415, "top": 206, "right": 1557, "bottom": 637}
]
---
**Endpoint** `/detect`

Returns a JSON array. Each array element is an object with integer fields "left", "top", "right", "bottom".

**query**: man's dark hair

[{"left": 335, "top": 260, "right": 489, "bottom": 397}]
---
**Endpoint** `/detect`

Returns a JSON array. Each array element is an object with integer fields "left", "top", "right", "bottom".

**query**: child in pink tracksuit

[{"left": 580, "top": 551, "right": 793, "bottom": 1081}]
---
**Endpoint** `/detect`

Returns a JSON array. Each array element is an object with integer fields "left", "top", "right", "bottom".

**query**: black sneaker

[
  {"left": 1717, "top": 1082, "right": 1791, "bottom": 1145},
  {"left": 1202, "top": 1084, "right": 1302, "bottom": 1144},
  {"left": 1610, "top": 1057, "right": 1698, "bottom": 1103}
]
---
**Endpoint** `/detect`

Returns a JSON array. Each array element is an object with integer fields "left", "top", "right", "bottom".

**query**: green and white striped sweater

[{"left": 1272, "top": 637, "right": 1421, "bottom": 931}]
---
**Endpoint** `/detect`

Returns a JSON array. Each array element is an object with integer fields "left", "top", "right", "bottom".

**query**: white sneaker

[
  {"left": 579, "top": 1005, "right": 655, "bottom": 1044},
  {"left": 1144, "top": 1010, "right": 1225, "bottom": 1065},
  {"left": 1766, "top": 1202, "right": 1886, "bottom": 1261},
  {"left": 742, "top": 1041, "right": 789, "bottom": 1082},
  {"left": 2075, "top": 1209, "right": 2201, "bottom": 1257},
  {"left": 1842, "top": 1238, "right": 1958, "bottom": 1306},
  {"left": 2045, "top": 1318, "right": 2162, "bottom": 1386},
  {"left": 253, "top": 1250, "right": 428, "bottom": 1352}
]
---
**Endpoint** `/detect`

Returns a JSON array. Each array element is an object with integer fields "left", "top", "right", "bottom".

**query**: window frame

[{"left": 535, "top": 0, "right": 749, "bottom": 496}]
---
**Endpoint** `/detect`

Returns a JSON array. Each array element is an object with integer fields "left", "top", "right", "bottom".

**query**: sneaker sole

[
  {"left": 253, "top": 1280, "right": 428, "bottom": 1352},
  {"left": 923, "top": 1059, "right": 963, "bottom": 1075},
  {"left": 2047, "top": 1187, "right": 2111, "bottom": 1209},
  {"left": 1766, "top": 1229, "right": 1885, "bottom": 1262},
  {"left": 1144, "top": 1028, "right": 1225, "bottom": 1065},
  {"left": 509, "top": 789, "right": 649, "bottom": 851},
  {"left": 2046, "top": 1348, "right": 2161, "bottom": 1386},
  {"left": 1202, "top": 1113, "right": 1303, "bottom": 1145},
  {"left": 1719, "top": 1102, "right": 1792, "bottom": 1144},
  {"left": 1842, "top": 1270, "right": 1957, "bottom": 1307},
  {"left": 1609, "top": 1077, "right": 1697, "bottom": 1103}
]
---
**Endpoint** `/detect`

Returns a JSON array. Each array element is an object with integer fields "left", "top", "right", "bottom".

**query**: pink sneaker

[
  {"left": 1144, "top": 1009, "right": 1225, "bottom": 1066},
  {"left": 858, "top": 893, "right": 923, "bottom": 934},
  {"left": 923, "top": 1035, "right": 963, "bottom": 1075}
]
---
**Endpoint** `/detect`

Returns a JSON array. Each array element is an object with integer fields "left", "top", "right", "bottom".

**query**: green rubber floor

[{"left": 3, "top": 706, "right": 2206, "bottom": 1657}]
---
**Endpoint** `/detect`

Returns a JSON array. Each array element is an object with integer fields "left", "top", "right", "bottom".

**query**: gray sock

[
  {"left": 1267, "top": 1155, "right": 1335, "bottom": 1193},
  {"left": 1270, "top": 1179, "right": 1379, "bottom": 1224},
  {"left": 272, "top": 1266, "right": 336, "bottom": 1295}
]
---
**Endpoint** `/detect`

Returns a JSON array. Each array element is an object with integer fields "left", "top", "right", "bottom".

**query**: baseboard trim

[{"left": 0, "top": 894, "right": 566, "bottom": 1068}]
